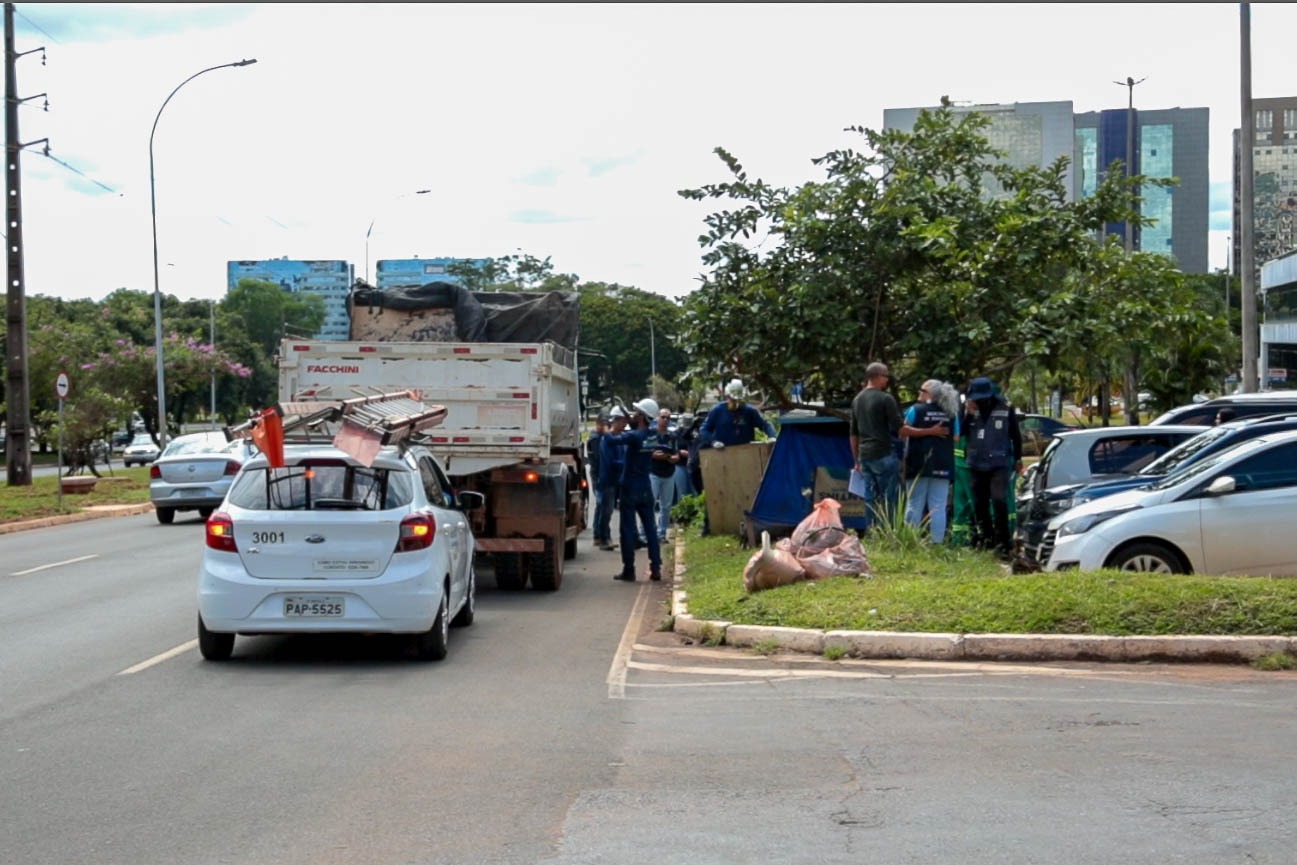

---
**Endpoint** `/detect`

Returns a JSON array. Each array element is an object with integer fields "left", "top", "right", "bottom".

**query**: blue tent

[{"left": 743, "top": 416, "right": 868, "bottom": 541}]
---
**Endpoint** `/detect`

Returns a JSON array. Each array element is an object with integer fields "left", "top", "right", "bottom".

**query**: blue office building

[
  {"left": 226, "top": 259, "right": 354, "bottom": 341},
  {"left": 375, "top": 257, "right": 488, "bottom": 290}
]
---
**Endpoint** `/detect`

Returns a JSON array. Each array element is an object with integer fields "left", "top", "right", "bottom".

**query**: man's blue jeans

[
  {"left": 650, "top": 473, "right": 674, "bottom": 540},
  {"left": 594, "top": 484, "right": 617, "bottom": 544},
  {"left": 618, "top": 487, "right": 661, "bottom": 576},
  {"left": 859, "top": 453, "right": 900, "bottom": 530}
]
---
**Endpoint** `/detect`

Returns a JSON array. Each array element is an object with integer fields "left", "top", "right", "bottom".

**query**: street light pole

[
  {"left": 209, "top": 299, "right": 217, "bottom": 429},
  {"left": 150, "top": 58, "right": 256, "bottom": 452},
  {"left": 647, "top": 317, "right": 656, "bottom": 399},
  {"left": 1113, "top": 75, "right": 1146, "bottom": 253}
]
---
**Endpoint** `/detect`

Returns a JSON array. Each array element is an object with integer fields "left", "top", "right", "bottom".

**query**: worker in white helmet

[
  {"left": 699, "top": 379, "right": 776, "bottom": 450},
  {"left": 601, "top": 398, "right": 663, "bottom": 581}
]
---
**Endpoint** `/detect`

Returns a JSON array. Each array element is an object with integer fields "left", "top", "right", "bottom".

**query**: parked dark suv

[{"left": 1150, "top": 390, "right": 1297, "bottom": 427}]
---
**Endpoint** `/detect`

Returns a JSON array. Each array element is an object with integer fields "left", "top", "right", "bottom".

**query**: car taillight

[
  {"left": 149, "top": 465, "right": 161, "bottom": 479},
  {"left": 223, "top": 460, "right": 241, "bottom": 476},
  {"left": 206, "top": 512, "right": 238, "bottom": 552},
  {"left": 397, "top": 514, "right": 436, "bottom": 551}
]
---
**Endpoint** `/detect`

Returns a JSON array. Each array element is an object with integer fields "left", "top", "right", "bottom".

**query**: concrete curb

[
  {"left": 668, "top": 537, "right": 1295, "bottom": 665},
  {"left": 0, "top": 502, "right": 155, "bottom": 535}
]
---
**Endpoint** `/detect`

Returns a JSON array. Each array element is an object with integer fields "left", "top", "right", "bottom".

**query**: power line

[
  {"left": 36, "top": 148, "right": 119, "bottom": 194},
  {"left": 13, "top": 5, "right": 61, "bottom": 44}
]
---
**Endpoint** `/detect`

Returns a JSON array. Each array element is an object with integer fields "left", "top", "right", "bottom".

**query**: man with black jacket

[{"left": 963, "top": 376, "right": 1023, "bottom": 560}]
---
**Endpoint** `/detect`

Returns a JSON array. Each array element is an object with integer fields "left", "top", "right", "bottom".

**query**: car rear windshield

[{"left": 226, "top": 462, "right": 413, "bottom": 511}]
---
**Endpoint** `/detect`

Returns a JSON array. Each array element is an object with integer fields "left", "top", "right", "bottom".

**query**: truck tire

[
  {"left": 529, "top": 536, "right": 563, "bottom": 591},
  {"left": 494, "top": 553, "right": 527, "bottom": 591},
  {"left": 564, "top": 535, "right": 577, "bottom": 560}
]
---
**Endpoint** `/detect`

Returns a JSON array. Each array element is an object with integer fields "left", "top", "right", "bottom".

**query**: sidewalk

[{"left": 666, "top": 537, "right": 1297, "bottom": 666}]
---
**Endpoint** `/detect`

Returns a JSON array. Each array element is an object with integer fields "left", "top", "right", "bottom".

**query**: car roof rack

[{"left": 227, "top": 391, "right": 449, "bottom": 462}]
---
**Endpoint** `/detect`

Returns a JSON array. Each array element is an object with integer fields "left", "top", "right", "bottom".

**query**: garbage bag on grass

[
  {"left": 743, "top": 530, "right": 807, "bottom": 593},
  {"left": 789, "top": 497, "right": 871, "bottom": 579}
]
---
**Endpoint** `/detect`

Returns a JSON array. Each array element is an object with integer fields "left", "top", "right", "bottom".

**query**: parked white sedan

[
  {"left": 197, "top": 442, "right": 483, "bottom": 661},
  {"left": 1040, "top": 430, "right": 1297, "bottom": 575}
]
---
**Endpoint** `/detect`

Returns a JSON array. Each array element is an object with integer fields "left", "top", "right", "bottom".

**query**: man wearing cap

[
  {"left": 602, "top": 398, "right": 663, "bottom": 581},
  {"left": 699, "top": 379, "right": 776, "bottom": 449},
  {"left": 849, "top": 362, "right": 902, "bottom": 530},
  {"left": 963, "top": 376, "right": 1023, "bottom": 560}
]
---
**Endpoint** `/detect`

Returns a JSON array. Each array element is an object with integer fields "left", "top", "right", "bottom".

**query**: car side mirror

[
  {"left": 1205, "top": 476, "right": 1236, "bottom": 496},
  {"left": 457, "top": 490, "right": 485, "bottom": 511}
]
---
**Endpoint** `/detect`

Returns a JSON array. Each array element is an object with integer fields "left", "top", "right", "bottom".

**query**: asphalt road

[{"left": 4, "top": 514, "right": 1297, "bottom": 864}]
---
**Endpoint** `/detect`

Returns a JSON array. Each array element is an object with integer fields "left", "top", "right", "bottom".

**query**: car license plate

[{"left": 283, "top": 595, "right": 345, "bottom": 617}]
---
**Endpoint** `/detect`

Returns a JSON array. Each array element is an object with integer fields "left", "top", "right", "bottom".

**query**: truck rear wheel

[
  {"left": 494, "top": 553, "right": 527, "bottom": 591},
  {"left": 529, "top": 537, "right": 563, "bottom": 591},
  {"left": 564, "top": 535, "right": 577, "bottom": 560}
]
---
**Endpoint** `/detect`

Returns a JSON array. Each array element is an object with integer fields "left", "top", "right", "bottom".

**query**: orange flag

[{"left": 250, "top": 407, "right": 285, "bottom": 468}]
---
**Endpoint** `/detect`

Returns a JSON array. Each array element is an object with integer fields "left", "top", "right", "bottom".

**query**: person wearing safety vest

[
  {"left": 899, "top": 380, "right": 959, "bottom": 543},
  {"left": 963, "top": 376, "right": 1023, "bottom": 560}
]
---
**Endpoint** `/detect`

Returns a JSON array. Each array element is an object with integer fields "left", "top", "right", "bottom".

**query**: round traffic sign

[{"left": 55, "top": 371, "right": 70, "bottom": 399}]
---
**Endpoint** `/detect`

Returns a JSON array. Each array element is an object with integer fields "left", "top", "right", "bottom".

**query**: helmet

[
  {"left": 724, "top": 378, "right": 747, "bottom": 400},
  {"left": 632, "top": 398, "right": 659, "bottom": 419},
  {"left": 609, "top": 405, "right": 628, "bottom": 419}
]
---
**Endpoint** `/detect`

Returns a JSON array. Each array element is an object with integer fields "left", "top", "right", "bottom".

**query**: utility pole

[
  {"left": 1239, "top": 2, "right": 1259, "bottom": 393},
  {"left": 5, "top": 3, "right": 45, "bottom": 486}
]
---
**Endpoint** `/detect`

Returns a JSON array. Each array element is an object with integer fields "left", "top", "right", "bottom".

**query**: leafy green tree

[
  {"left": 677, "top": 99, "right": 1188, "bottom": 414},
  {"left": 577, "top": 282, "right": 686, "bottom": 405},
  {"left": 224, "top": 278, "right": 326, "bottom": 357},
  {"left": 446, "top": 252, "right": 579, "bottom": 293},
  {"left": 39, "top": 386, "right": 131, "bottom": 477}
]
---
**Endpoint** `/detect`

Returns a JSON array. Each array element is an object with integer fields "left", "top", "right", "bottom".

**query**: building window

[
  {"left": 1285, "top": 108, "right": 1297, "bottom": 129},
  {"left": 1257, "top": 109, "right": 1274, "bottom": 133}
]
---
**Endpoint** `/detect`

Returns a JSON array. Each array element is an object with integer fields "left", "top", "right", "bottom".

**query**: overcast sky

[{"left": 7, "top": 2, "right": 1293, "bottom": 304}]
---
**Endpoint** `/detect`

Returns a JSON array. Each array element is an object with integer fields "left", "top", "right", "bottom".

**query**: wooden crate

[{"left": 699, "top": 441, "right": 773, "bottom": 537}]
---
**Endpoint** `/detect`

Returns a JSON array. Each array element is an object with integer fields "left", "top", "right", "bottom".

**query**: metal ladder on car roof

[{"left": 229, "top": 391, "right": 448, "bottom": 448}]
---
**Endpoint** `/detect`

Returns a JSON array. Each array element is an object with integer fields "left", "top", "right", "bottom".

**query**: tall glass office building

[
  {"left": 884, "top": 101, "right": 1209, "bottom": 273},
  {"left": 1074, "top": 107, "right": 1208, "bottom": 273}
]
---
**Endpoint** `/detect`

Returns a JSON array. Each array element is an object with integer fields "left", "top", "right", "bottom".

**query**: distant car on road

[
  {"left": 122, "top": 434, "right": 161, "bottom": 467},
  {"left": 149, "top": 432, "right": 257, "bottom": 525}
]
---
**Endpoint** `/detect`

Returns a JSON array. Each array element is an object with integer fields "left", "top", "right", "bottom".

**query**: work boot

[
  {"left": 649, "top": 567, "right": 662, "bottom": 582},
  {"left": 598, "top": 541, "right": 617, "bottom": 551},
  {"left": 613, "top": 572, "right": 636, "bottom": 582}
]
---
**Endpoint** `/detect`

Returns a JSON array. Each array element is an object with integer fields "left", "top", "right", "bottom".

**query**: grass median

[
  {"left": 0, "top": 468, "right": 152, "bottom": 523},
  {"left": 678, "top": 527, "right": 1297, "bottom": 637}
]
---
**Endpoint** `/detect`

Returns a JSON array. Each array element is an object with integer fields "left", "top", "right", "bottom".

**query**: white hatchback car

[
  {"left": 122, "top": 433, "right": 161, "bottom": 467},
  {"left": 1039, "top": 430, "right": 1297, "bottom": 575},
  {"left": 197, "top": 442, "right": 484, "bottom": 661}
]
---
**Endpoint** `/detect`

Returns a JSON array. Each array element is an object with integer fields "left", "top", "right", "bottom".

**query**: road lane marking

[
  {"left": 118, "top": 640, "right": 197, "bottom": 675},
  {"left": 10, "top": 554, "right": 98, "bottom": 576},
  {"left": 606, "top": 582, "right": 652, "bottom": 699}
]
